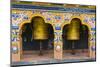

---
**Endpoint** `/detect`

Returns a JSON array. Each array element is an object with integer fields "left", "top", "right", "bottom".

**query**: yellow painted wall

[{"left": 11, "top": 8, "right": 96, "bottom": 61}]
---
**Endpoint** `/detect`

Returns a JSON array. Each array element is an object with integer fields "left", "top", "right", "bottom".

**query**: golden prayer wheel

[
  {"left": 31, "top": 16, "right": 49, "bottom": 55},
  {"left": 31, "top": 16, "right": 48, "bottom": 40},
  {"left": 66, "top": 18, "right": 81, "bottom": 54},
  {"left": 67, "top": 18, "right": 81, "bottom": 40}
]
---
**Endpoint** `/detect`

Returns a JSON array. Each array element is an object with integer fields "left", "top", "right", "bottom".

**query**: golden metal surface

[
  {"left": 32, "top": 16, "right": 48, "bottom": 40},
  {"left": 67, "top": 18, "right": 81, "bottom": 40}
]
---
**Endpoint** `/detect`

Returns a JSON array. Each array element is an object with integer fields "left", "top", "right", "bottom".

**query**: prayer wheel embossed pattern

[
  {"left": 31, "top": 16, "right": 48, "bottom": 40},
  {"left": 67, "top": 18, "right": 81, "bottom": 40}
]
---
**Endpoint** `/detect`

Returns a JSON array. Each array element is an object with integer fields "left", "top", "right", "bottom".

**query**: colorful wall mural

[{"left": 11, "top": 1, "right": 96, "bottom": 65}]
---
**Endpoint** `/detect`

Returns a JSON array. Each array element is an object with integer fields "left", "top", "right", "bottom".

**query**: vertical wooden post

[{"left": 54, "top": 31, "right": 63, "bottom": 60}]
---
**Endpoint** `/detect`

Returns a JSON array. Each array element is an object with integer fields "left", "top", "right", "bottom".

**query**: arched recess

[
  {"left": 19, "top": 15, "right": 54, "bottom": 60},
  {"left": 62, "top": 17, "right": 90, "bottom": 56}
]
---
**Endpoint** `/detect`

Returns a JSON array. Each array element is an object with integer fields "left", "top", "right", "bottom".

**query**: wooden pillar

[
  {"left": 12, "top": 30, "right": 22, "bottom": 62},
  {"left": 54, "top": 30, "right": 63, "bottom": 59}
]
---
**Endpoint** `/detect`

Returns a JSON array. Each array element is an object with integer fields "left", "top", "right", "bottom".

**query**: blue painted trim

[{"left": 12, "top": 4, "right": 96, "bottom": 13}]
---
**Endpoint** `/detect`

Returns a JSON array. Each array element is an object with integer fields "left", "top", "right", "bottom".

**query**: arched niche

[
  {"left": 19, "top": 15, "right": 54, "bottom": 61},
  {"left": 62, "top": 18, "right": 90, "bottom": 55}
]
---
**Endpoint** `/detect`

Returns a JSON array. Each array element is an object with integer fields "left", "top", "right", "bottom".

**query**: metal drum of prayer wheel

[
  {"left": 67, "top": 18, "right": 81, "bottom": 54},
  {"left": 31, "top": 16, "right": 48, "bottom": 55}
]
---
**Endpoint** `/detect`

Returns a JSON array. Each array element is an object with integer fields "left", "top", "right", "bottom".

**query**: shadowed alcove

[
  {"left": 62, "top": 18, "right": 89, "bottom": 58},
  {"left": 21, "top": 16, "right": 54, "bottom": 61}
]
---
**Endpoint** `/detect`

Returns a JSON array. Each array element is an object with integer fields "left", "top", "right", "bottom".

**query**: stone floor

[
  {"left": 20, "top": 50, "right": 89, "bottom": 62},
  {"left": 12, "top": 50, "right": 95, "bottom": 66},
  {"left": 21, "top": 50, "right": 54, "bottom": 62},
  {"left": 63, "top": 50, "right": 89, "bottom": 60}
]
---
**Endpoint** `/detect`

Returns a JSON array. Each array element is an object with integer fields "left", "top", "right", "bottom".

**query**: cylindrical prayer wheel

[
  {"left": 31, "top": 16, "right": 49, "bottom": 55},
  {"left": 31, "top": 16, "right": 48, "bottom": 40},
  {"left": 67, "top": 18, "right": 81, "bottom": 40}
]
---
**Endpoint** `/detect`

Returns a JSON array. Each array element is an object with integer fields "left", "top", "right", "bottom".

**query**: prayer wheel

[
  {"left": 31, "top": 16, "right": 49, "bottom": 55},
  {"left": 66, "top": 18, "right": 81, "bottom": 54},
  {"left": 67, "top": 18, "right": 81, "bottom": 40},
  {"left": 31, "top": 16, "right": 48, "bottom": 40}
]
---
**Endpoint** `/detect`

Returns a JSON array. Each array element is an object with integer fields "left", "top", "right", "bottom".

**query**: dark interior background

[
  {"left": 62, "top": 24, "right": 89, "bottom": 50},
  {"left": 21, "top": 22, "right": 89, "bottom": 51},
  {"left": 21, "top": 23, "right": 54, "bottom": 51}
]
